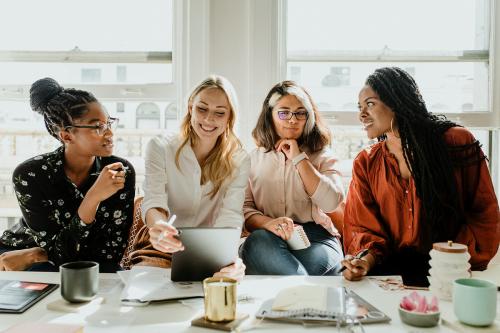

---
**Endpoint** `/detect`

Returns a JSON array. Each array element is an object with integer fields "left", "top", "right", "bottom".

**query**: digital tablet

[
  {"left": 170, "top": 227, "right": 241, "bottom": 282},
  {"left": 0, "top": 280, "right": 58, "bottom": 313}
]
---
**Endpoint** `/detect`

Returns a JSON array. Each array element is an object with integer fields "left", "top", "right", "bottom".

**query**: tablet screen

[{"left": 170, "top": 227, "right": 241, "bottom": 282}]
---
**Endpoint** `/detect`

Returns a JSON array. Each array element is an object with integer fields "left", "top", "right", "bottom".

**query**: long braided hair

[
  {"left": 366, "top": 67, "right": 485, "bottom": 250},
  {"left": 30, "top": 77, "right": 97, "bottom": 142}
]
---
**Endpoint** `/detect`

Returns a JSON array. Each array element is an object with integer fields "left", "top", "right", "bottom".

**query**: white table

[{"left": 0, "top": 271, "right": 493, "bottom": 333}]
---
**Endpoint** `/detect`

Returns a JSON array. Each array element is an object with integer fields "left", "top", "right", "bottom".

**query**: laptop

[{"left": 170, "top": 227, "right": 241, "bottom": 282}]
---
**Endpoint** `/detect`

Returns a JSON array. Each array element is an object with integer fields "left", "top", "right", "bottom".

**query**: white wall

[{"left": 177, "top": 0, "right": 283, "bottom": 150}]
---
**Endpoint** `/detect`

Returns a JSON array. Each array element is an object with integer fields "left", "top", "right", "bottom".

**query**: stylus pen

[
  {"left": 167, "top": 214, "right": 177, "bottom": 226},
  {"left": 158, "top": 214, "right": 177, "bottom": 242},
  {"left": 339, "top": 248, "right": 369, "bottom": 273},
  {"left": 90, "top": 166, "right": 126, "bottom": 177}
]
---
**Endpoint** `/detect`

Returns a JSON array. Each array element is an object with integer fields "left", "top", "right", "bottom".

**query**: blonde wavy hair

[{"left": 175, "top": 75, "right": 242, "bottom": 198}]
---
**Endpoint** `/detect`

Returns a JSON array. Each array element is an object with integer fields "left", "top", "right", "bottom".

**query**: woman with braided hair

[
  {"left": 0, "top": 78, "right": 135, "bottom": 272},
  {"left": 341, "top": 67, "right": 499, "bottom": 284}
]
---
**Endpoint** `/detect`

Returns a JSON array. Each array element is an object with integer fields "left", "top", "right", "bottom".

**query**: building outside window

[
  {"left": 285, "top": 0, "right": 498, "bottom": 189},
  {"left": 0, "top": 0, "right": 177, "bottom": 230}
]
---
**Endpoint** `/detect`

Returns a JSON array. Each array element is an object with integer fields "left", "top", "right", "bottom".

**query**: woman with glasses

[
  {"left": 131, "top": 75, "right": 250, "bottom": 281},
  {"left": 0, "top": 77, "right": 135, "bottom": 272},
  {"left": 341, "top": 67, "right": 499, "bottom": 284},
  {"left": 240, "top": 80, "right": 345, "bottom": 275}
]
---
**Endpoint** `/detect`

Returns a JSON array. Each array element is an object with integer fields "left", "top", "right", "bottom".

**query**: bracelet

[{"left": 292, "top": 152, "right": 309, "bottom": 166}]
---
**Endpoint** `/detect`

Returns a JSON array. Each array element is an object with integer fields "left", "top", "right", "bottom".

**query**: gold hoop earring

[{"left": 390, "top": 118, "right": 400, "bottom": 138}]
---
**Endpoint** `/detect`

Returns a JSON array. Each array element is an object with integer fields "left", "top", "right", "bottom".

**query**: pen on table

[{"left": 339, "top": 248, "right": 369, "bottom": 273}]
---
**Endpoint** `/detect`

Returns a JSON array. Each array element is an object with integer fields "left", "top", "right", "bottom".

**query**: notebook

[
  {"left": 0, "top": 280, "right": 58, "bottom": 313},
  {"left": 256, "top": 285, "right": 391, "bottom": 325},
  {"left": 286, "top": 225, "right": 310, "bottom": 250},
  {"left": 119, "top": 266, "right": 203, "bottom": 306}
]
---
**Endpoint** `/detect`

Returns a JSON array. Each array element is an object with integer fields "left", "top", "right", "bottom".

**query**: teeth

[{"left": 200, "top": 125, "right": 216, "bottom": 132}]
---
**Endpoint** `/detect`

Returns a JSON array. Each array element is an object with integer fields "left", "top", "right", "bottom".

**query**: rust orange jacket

[{"left": 344, "top": 127, "right": 500, "bottom": 271}]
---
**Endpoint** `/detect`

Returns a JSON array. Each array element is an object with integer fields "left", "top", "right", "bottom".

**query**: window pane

[
  {"left": 287, "top": 62, "right": 489, "bottom": 113},
  {"left": 0, "top": 63, "right": 172, "bottom": 85},
  {"left": 287, "top": 0, "right": 488, "bottom": 52},
  {"left": 1, "top": 0, "right": 172, "bottom": 51},
  {"left": 0, "top": 100, "right": 180, "bottom": 131}
]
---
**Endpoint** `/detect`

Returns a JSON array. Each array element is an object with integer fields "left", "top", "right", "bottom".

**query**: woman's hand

[
  {"left": 0, "top": 248, "right": 47, "bottom": 271},
  {"left": 213, "top": 258, "right": 246, "bottom": 282},
  {"left": 275, "top": 139, "right": 301, "bottom": 160},
  {"left": 88, "top": 162, "right": 126, "bottom": 202},
  {"left": 263, "top": 217, "right": 294, "bottom": 240},
  {"left": 341, "top": 252, "right": 375, "bottom": 281},
  {"left": 148, "top": 219, "right": 184, "bottom": 253}
]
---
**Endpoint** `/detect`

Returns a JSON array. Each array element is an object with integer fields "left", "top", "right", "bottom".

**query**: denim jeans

[{"left": 240, "top": 222, "right": 343, "bottom": 276}]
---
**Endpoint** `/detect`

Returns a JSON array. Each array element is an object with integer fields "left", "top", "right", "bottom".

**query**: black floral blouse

[{"left": 0, "top": 146, "right": 135, "bottom": 266}]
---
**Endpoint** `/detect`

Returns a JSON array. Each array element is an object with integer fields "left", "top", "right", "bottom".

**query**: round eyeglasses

[
  {"left": 277, "top": 110, "right": 309, "bottom": 121},
  {"left": 65, "top": 117, "right": 119, "bottom": 136}
]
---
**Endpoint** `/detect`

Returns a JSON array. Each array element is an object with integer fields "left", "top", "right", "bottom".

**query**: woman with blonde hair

[
  {"left": 139, "top": 75, "right": 250, "bottom": 280},
  {"left": 241, "top": 80, "right": 345, "bottom": 275}
]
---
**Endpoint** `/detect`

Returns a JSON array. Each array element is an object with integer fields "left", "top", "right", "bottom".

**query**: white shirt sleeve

[
  {"left": 213, "top": 151, "right": 251, "bottom": 228},
  {"left": 141, "top": 136, "right": 171, "bottom": 222}
]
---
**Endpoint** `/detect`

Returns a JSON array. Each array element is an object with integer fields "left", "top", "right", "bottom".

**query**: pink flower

[{"left": 399, "top": 292, "right": 439, "bottom": 313}]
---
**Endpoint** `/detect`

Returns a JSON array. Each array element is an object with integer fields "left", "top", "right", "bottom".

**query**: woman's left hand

[
  {"left": 275, "top": 139, "right": 301, "bottom": 160},
  {"left": 213, "top": 257, "right": 246, "bottom": 282}
]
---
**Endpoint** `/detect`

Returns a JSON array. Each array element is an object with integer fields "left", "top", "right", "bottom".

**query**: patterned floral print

[{"left": 0, "top": 146, "right": 135, "bottom": 266}]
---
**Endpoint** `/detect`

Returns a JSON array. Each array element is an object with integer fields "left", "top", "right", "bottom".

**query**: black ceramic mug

[{"left": 60, "top": 261, "right": 99, "bottom": 303}]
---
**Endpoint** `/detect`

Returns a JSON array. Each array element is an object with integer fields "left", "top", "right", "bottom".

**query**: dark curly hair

[{"left": 30, "top": 77, "right": 98, "bottom": 141}]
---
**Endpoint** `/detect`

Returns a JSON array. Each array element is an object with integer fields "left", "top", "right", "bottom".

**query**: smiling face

[
  {"left": 64, "top": 102, "right": 115, "bottom": 157},
  {"left": 189, "top": 87, "right": 231, "bottom": 143},
  {"left": 358, "top": 85, "right": 395, "bottom": 139},
  {"left": 271, "top": 94, "right": 307, "bottom": 140}
]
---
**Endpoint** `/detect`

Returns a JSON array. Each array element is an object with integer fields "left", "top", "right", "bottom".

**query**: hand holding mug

[{"left": 264, "top": 217, "right": 294, "bottom": 240}]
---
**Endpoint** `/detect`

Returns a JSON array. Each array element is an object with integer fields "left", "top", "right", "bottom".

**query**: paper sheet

[
  {"left": 119, "top": 266, "right": 203, "bottom": 304},
  {"left": 271, "top": 285, "right": 328, "bottom": 311}
]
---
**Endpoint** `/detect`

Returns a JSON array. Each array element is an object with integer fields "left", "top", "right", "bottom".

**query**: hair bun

[{"left": 29, "top": 77, "right": 64, "bottom": 113}]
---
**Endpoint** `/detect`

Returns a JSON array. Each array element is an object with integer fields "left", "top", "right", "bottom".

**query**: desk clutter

[
  {"left": 1, "top": 267, "right": 498, "bottom": 332},
  {"left": 255, "top": 285, "right": 390, "bottom": 325}
]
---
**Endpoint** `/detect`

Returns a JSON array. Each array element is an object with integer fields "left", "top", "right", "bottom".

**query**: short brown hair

[{"left": 252, "top": 80, "right": 331, "bottom": 152}]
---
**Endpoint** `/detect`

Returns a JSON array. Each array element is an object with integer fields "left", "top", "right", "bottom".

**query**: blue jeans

[{"left": 240, "top": 222, "right": 343, "bottom": 276}]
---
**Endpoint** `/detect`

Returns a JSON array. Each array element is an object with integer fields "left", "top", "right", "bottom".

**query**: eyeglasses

[
  {"left": 65, "top": 117, "right": 119, "bottom": 136},
  {"left": 277, "top": 110, "right": 309, "bottom": 121}
]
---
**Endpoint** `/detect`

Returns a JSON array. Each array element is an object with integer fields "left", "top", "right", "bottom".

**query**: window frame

[
  {"left": 281, "top": 0, "right": 500, "bottom": 129},
  {"left": 0, "top": 0, "right": 179, "bottom": 105},
  {"left": 280, "top": 0, "right": 500, "bottom": 194}
]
